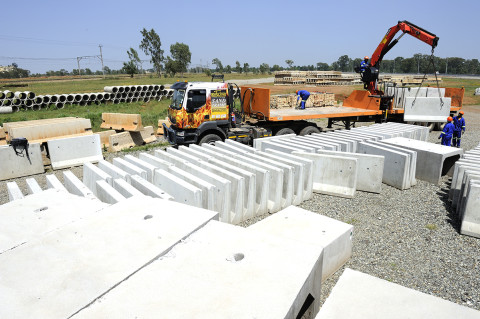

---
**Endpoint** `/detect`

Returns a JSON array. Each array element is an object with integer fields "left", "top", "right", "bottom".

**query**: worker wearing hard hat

[
  {"left": 439, "top": 116, "right": 455, "bottom": 146},
  {"left": 296, "top": 90, "right": 310, "bottom": 110},
  {"left": 452, "top": 111, "right": 466, "bottom": 148},
  {"left": 360, "top": 56, "right": 370, "bottom": 72}
]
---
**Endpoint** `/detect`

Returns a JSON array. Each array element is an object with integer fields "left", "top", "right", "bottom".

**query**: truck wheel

[
  {"left": 275, "top": 128, "right": 295, "bottom": 136},
  {"left": 199, "top": 133, "right": 222, "bottom": 145},
  {"left": 299, "top": 126, "right": 320, "bottom": 136}
]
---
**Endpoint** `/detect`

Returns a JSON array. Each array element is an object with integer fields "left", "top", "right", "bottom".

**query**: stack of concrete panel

[
  {"left": 47, "top": 134, "right": 103, "bottom": 170},
  {"left": 449, "top": 143, "right": 480, "bottom": 238},
  {"left": 100, "top": 113, "right": 144, "bottom": 131},
  {"left": 316, "top": 268, "right": 480, "bottom": 318},
  {"left": 0, "top": 142, "right": 44, "bottom": 181}
]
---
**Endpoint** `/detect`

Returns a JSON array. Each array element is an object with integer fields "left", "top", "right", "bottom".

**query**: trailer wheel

[
  {"left": 299, "top": 126, "right": 320, "bottom": 136},
  {"left": 275, "top": 128, "right": 295, "bottom": 136},
  {"left": 199, "top": 133, "right": 222, "bottom": 145}
]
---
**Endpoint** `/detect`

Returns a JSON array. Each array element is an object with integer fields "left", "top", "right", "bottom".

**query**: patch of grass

[
  {"left": 345, "top": 218, "right": 359, "bottom": 225},
  {"left": 442, "top": 78, "right": 480, "bottom": 105},
  {"left": 426, "top": 223, "right": 438, "bottom": 231},
  {"left": 120, "top": 141, "right": 171, "bottom": 153}
]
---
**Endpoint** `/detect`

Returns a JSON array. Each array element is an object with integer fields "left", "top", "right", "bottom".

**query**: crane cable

[{"left": 411, "top": 47, "right": 444, "bottom": 109}]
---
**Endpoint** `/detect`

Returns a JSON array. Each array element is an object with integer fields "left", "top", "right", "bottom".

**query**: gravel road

[{"left": 1, "top": 105, "right": 479, "bottom": 311}]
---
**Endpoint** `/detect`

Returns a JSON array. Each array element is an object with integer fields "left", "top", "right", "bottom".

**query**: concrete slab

[
  {"left": 316, "top": 268, "right": 480, "bottom": 319},
  {"left": 138, "top": 152, "right": 172, "bottom": 170},
  {"left": 316, "top": 150, "right": 384, "bottom": 193},
  {"left": 0, "top": 143, "right": 44, "bottom": 181},
  {"left": 113, "top": 157, "right": 147, "bottom": 180},
  {"left": 72, "top": 220, "right": 323, "bottom": 319},
  {"left": 313, "top": 133, "right": 357, "bottom": 152},
  {"left": 404, "top": 97, "right": 451, "bottom": 122},
  {"left": 224, "top": 139, "right": 257, "bottom": 153},
  {"left": 129, "top": 174, "right": 173, "bottom": 200},
  {"left": 253, "top": 133, "right": 296, "bottom": 150},
  {"left": 47, "top": 134, "right": 103, "bottom": 170},
  {"left": 214, "top": 140, "right": 254, "bottom": 154},
  {"left": 249, "top": 205, "right": 352, "bottom": 282},
  {"left": 153, "top": 169, "right": 203, "bottom": 208},
  {"left": 97, "top": 130, "right": 115, "bottom": 147},
  {"left": 45, "top": 174, "right": 68, "bottom": 192},
  {"left": 290, "top": 137, "right": 329, "bottom": 150},
  {"left": 0, "top": 196, "right": 218, "bottom": 319},
  {"left": 100, "top": 112, "right": 144, "bottom": 131},
  {"left": 95, "top": 179, "right": 126, "bottom": 204},
  {"left": 25, "top": 177, "right": 42, "bottom": 194},
  {"left": 108, "top": 126, "right": 156, "bottom": 152},
  {"left": 259, "top": 140, "right": 302, "bottom": 153},
  {"left": 266, "top": 148, "right": 314, "bottom": 201},
  {"left": 450, "top": 162, "right": 480, "bottom": 206},
  {"left": 0, "top": 189, "right": 107, "bottom": 254},
  {"left": 112, "top": 178, "right": 144, "bottom": 198},
  {"left": 274, "top": 139, "right": 317, "bottom": 152},
  {"left": 7, "top": 182, "right": 24, "bottom": 201},
  {"left": 7, "top": 118, "right": 91, "bottom": 143},
  {"left": 300, "top": 135, "right": 344, "bottom": 151},
  {"left": 83, "top": 162, "right": 112, "bottom": 195},
  {"left": 168, "top": 165, "right": 216, "bottom": 211},
  {"left": 358, "top": 142, "right": 411, "bottom": 190},
  {"left": 63, "top": 170, "right": 99, "bottom": 201},
  {"left": 456, "top": 171, "right": 480, "bottom": 217},
  {"left": 293, "top": 152, "right": 358, "bottom": 198},
  {"left": 381, "top": 137, "right": 463, "bottom": 184},
  {"left": 124, "top": 155, "right": 156, "bottom": 182},
  {"left": 460, "top": 181, "right": 480, "bottom": 238},
  {"left": 97, "top": 159, "right": 131, "bottom": 183}
]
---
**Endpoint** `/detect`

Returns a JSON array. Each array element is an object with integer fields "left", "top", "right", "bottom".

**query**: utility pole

[
  {"left": 99, "top": 45, "right": 105, "bottom": 78},
  {"left": 77, "top": 57, "right": 82, "bottom": 75},
  {"left": 445, "top": 57, "right": 448, "bottom": 74}
]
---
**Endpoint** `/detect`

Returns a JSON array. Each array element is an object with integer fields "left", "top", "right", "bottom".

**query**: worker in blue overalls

[
  {"left": 296, "top": 90, "right": 310, "bottom": 110},
  {"left": 452, "top": 111, "right": 466, "bottom": 148},
  {"left": 360, "top": 56, "right": 370, "bottom": 72},
  {"left": 439, "top": 116, "right": 454, "bottom": 146}
]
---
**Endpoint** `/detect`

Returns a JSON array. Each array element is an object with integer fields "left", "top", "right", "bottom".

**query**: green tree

[
  {"left": 272, "top": 64, "right": 282, "bottom": 72},
  {"left": 127, "top": 47, "right": 142, "bottom": 73},
  {"left": 243, "top": 62, "right": 249, "bottom": 74},
  {"left": 212, "top": 58, "right": 223, "bottom": 72},
  {"left": 235, "top": 61, "right": 242, "bottom": 73},
  {"left": 169, "top": 42, "right": 191, "bottom": 77},
  {"left": 316, "top": 62, "right": 330, "bottom": 71},
  {"left": 103, "top": 66, "right": 112, "bottom": 74},
  {"left": 139, "top": 28, "right": 164, "bottom": 76},
  {"left": 336, "top": 55, "right": 351, "bottom": 72},
  {"left": 225, "top": 65, "right": 232, "bottom": 73},
  {"left": 122, "top": 60, "right": 138, "bottom": 78},
  {"left": 259, "top": 63, "right": 270, "bottom": 74},
  {"left": 85, "top": 68, "right": 93, "bottom": 75},
  {"left": 285, "top": 59, "right": 294, "bottom": 69}
]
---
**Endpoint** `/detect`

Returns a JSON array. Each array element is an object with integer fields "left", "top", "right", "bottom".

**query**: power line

[{"left": 0, "top": 56, "right": 76, "bottom": 61}]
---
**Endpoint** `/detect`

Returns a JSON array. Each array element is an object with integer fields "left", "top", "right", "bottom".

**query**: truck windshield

[{"left": 171, "top": 89, "right": 185, "bottom": 110}]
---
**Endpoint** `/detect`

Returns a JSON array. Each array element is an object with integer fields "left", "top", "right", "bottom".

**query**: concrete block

[
  {"left": 25, "top": 178, "right": 42, "bottom": 194},
  {"left": 358, "top": 142, "right": 411, "bottom": 190},
  {"left": 0, "top": 189, "right": 107, "bottom": 254},
  {"left": 7, "top": 118, "right": 91, "bottom": 143},
  {"left": 167, "top": 166, "right": 216, "bottom": 211},
  {"left": 0, "top": 143, "right": 44, "bottom": 181},
  {"left": 249, "top": 205, "right": 353, "bottom": 282},
  {"left": 266, "top": 148, "right": 314, "bottom": 201},
  {"left": 47, "top": 134, "right": 103, "bottom": 169},
  {"left": 293, "top": 152, "right": 358, "bottom": 198},
  {"left": 316, "top": 150, "right": 384, "bottom": 193},
  {"left": 253, "top": 133, "right": 296, "bottom": 150},
  {"left": 0, "top": 196, "right": 217, "bottom": 319},
  {"left": 456, "top": 171, "right": 480, "bottom": 217},
  {"left": 460, "top": 181, "right": 480, "bottom": 238},
  {"left": 214, "top": 140, "right": 254, "bottom": 154},
  {"left": 129, "top": 174, "right": 173, "bottom": 200},
  {"left": 224, "top": 139, "right": 257, "bottom": 153},
  {"left": 113, "top": 178, "right": 144, "bottom": 198},
  {"left": 290, "top": 137, "right": 328, "bottom": 151},
  {"left": 101, "top": 112, "right": 144, "bottom": 131},
  {"left": 317, "top": 268, "right": 480, "bottom": 319},
  {"left": 73, "top": 220, "right": 323, "bottom": 319},
  {"left": 300, "top": 135, "right": 344, "bottom": 151},
  {"left": 156, "top": 119, "right": 170, "bottom": 135},
  {"left": 259, "top": 140, "right": 302, "bottom": 153},
  {"left": 95, "top": 180, "right": 126, "bottom": 204},
  {"left": 153, "top": 169, "right": 202, "bottom": 208},
  {"left": 381, "top": 137, "right": 463, "bottom": 185},
  {"left": 274, "top": 139, "right": 317, "bottom": 152},
  {"left": 97, "top": 159, "right": 131, "bottom": 183},
  {"left": 113, "top": 157, "right": 147, "bottom": 180},
  {"left": 45, "top": 174, "right": 68, "bottom": 192},
  {"left": 97, "top": 130, "right": 115, "bottom": 147},
  {"left": 124, "top": 155, "right": 156, "bottom": 182},
  {"left": 108, "top": 126, "right": 156, "bottom": 152},
  {"left": 63, "top": 170, "right": 99, "bottom": 201},
  {"left": 83, "top": 162, "right": 112, "bottom": 195},
  {"left": 7, "top": 182, "right": 24, "bottom": 202},
  {"left": 449, "top": 162, "right": 480, "bottom": 206},
  {"left": 404, "top": 97, "right": 452, "bottom": 122},
  {"left": 138, "top": 152, "right": 172, "bottom": 170}
]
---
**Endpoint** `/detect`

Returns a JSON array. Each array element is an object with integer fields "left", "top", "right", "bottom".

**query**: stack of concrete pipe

[{"left": 0, "top": 84, "right": 184, "bottom": 113}]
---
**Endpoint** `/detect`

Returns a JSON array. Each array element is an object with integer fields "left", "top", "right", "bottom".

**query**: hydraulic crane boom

[{"left": 359, "top": 20, "right": 439, "bottom": 94}]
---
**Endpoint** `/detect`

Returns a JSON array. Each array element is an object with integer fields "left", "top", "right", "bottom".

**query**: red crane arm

[{"left": 370, "top": 20, "right": 439, "bottom": 68}]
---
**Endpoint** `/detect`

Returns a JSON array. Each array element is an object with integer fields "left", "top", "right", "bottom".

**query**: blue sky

[{"left": 0, "top": 0, "right": 477, "bottom": 73}]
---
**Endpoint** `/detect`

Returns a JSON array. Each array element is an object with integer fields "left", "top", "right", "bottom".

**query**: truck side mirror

[{"left": 186, "top": 98, "right": 194, "bottom": 113}]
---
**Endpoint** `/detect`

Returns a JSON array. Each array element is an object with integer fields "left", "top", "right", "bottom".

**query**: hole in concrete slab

[
  {"left": 144, "top": 215, "right": 153, "bottom": 220},
  {"left": 226, "top": 253, "right": 244, "bottom": 262},
  {"left": 34, "top": 206, "right": 48, "bottom": 213}
]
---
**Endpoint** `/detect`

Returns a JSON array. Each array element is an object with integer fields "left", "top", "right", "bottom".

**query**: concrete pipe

[
  {"left": 25, "top": 91, "right": 36, "bottom": 99},
  {"left": 126, "top": 98, "right": 132, "bottom": 103},
  {"left": 81, "top": 94, "right": 89, "bottom": 101},
  {"left": 0, "top": 92, "right": 5, "bottom": 99},
  {"left": 34, "top": 96, "right": 43, "bottom": 104},
  {"left": 140, "top": 91, "right": 146, "bottom": 97},
  {"left": 148, "top": 85, "right": 154, "bottom": 91},
  {"left": 131, "top": 97, "right": 138, "bottom": 102},
  {"left": 42, "top": 95, "right": 51, "bottom": 103},
  {"left": 145, "top": 91, "right": 152, "bottom": 97},
  {"left": 25, "top": 99, "right": 33, "bottom": 107},
  {"left": 153, "top": 85, "right": 160, "bottom": 91},
  {"left": 47, "top": 95, "right": 58, "bottom": 103},
  {"left": 0, "top": 106, "right": 13, "bottom": 114},
  {"left": 167, "top": 90, "right": 174, "bottom": 97},
  {"left": 124, "top": 86, "right": 130, "bottom": 93},
  {"left": 104, "top": 86, "right": 118, "bottom": 93},
  {"left": 11, "top": 105, "right": 20, "bottom": 112},
  {"left": 128, "top": 92, "right": 134, "bottom": 98},
  {"left": 162, "top": 89, "right": 167, "bottom": 95},
  {"left": 96, "top": 93, "right": 104, "bottom": 100},
  {"left": 2, "top": 99, "right": 12, "bottom": 106},
  {"left": 143, "top": 97, "right": 150, "bottom": 102},
  {"left": 55, "top": 102, "right": 65, "bottom": 109},
  {"left": 142, "top": 85, "right": 148, "bottom": 91},
  {"left": 40, "top": 103, "right": 48, "bottom": 109},
  {"left": 120, "top": 98, "right": 126, "bottom": 103},
  {"left": 73, "top": 94, "right": 81, "bottom": 102},
  {"left": 65, "top": 94, "right": 74, "bottom": 102},
  {"left": 92, "top": 100, "right": 101, "bottom": 105},
  {"left": 117, "top": 86, "right": 125, "bottom": 93},
  {"left": 121, "top": 92, "right": 127, "bottom": 98},
  {"left": 79, "top": 100, "right": 88, "bottom": 106},
  {"left": 55, "top": 94, "right": 66, "bottom": 103},
  {"left": 4, "top": 90, "right": 14, "bottom": 98},
  {"left": 160, "top": 85, "right": 165, "bottom": 90},
  {"left": 13, "top": 99, "right": 21, "bottom": 106},
  {"left": 32, "top": 104, "right": 41, "bottom": 111},
  {"left": 103, "top": 92, "right": 110, "bottom": 100},
  {"left": 89, "top": 93, "right": 96, "bottom": 101},
  {"left": 14, "top": 91, "right": 27, "bottom": 99},
  {"left": 136, "top": 85, "right": 142, "bottom": 91},
  {"left": 134, "top": 91, "right": 140, "bottom": 98},
  {"left": 113, "top": 99, "right": 120, "bottom": 104},
  {"left": 129, "top": 85, "right": 136, "bottom": 92}
]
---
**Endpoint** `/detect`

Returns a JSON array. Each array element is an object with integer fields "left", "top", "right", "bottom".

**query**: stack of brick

[
  {"left": 274, "top": 71, "right": 361, "bottom": 86},
  {"left": 270, "top": 92, "right": 336, "bottom": 109}
]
